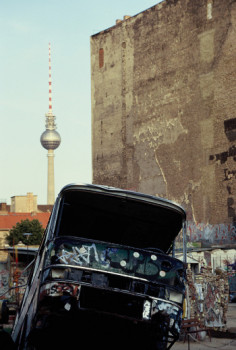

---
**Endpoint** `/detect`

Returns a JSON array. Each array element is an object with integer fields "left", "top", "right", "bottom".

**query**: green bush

[{"left": 6, "top": 219, "right": 44, "bottom": 246}]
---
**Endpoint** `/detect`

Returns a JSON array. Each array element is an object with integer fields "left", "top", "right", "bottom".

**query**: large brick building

[{"left": 90, "top": 0, "right": 236, "bottom": 244}]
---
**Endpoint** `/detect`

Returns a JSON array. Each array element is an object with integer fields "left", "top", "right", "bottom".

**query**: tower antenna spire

[
  {"left": 48, "top": 42, "right": 53, "bottom": 114},
  {"left": 40, "top": 43, "right": 61, "bottom": 205}
]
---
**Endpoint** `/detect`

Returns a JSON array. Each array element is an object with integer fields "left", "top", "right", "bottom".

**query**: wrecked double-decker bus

[{"left": 12, "top": 184, "right": 186, "bottom": 350}]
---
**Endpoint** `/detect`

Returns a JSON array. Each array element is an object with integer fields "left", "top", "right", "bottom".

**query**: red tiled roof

[{"left": 0, "top": 212, "right": 51, "bottom": 230}]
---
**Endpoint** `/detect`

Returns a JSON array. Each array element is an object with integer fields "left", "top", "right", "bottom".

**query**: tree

[{"left": 6, "top": 219, "right": 44, "bottom": 246}]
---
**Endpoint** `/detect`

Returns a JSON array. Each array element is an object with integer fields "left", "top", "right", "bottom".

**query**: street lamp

[
  {"left": 23, "top": 232, "right": 32, "bottom": 241},
  {"left": 23, "top": 233, "right": 32, "bottom": 264}
]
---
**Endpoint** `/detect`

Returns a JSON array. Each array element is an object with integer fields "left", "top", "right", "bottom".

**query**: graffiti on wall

[
  {"left": 204, "top": 283, "right": 224, "bottom": 327},
  {"left": 187, "top": 221, "right": 236, "bottom": 244},
  {"left": 0, "top": 270, "right": 9, "bottom": 298},
  {"left": 191, "top": 282, "right": 224, "bottom": 327},
  {"left": 186, "top": 269, "right": 228, "bottom": 329}
]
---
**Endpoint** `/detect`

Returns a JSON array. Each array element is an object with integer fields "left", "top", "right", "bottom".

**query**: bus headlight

[
  {"left": 51, "top": 268, "right": 65, "bottom": 279},
  {"left": 169, "top": 290, "right": 183, "bottom": 303}
]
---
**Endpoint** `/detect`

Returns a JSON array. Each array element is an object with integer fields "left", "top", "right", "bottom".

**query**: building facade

[
  {"left": 10, "top": 193, "right": 37, "bottom": 213},
  {"left": 91, "top": 0, "right": 236, "bottom": 244}
]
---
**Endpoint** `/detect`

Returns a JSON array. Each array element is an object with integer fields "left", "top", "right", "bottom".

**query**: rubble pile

[{"left": 185, "top": 267, "right": 229, "bottom": 330}]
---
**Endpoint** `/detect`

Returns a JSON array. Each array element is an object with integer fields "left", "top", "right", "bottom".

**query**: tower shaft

[{"left": 47, "top": 149, "right": 55, "bottom": 205}]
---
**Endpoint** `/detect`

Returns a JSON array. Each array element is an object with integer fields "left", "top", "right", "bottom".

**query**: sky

[{"left": 0, "top": 0, "right": 161, "bottom": 205}]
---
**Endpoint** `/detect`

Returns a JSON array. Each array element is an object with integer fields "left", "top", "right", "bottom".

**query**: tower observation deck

[{"left": 40, "top": 43, "right": 61, "bottom": 205}]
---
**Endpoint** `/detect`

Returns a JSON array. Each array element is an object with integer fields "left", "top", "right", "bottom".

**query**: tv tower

[{"left": 40, "top": 43, "right": 61, "bottom": 205}]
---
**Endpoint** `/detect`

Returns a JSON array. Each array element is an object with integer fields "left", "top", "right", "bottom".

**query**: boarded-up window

[{"left": 99, "top": 48, "right": 104, "bottom": 68}]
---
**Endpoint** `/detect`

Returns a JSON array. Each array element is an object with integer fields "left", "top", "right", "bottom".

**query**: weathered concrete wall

[{"left": 91, "top": 0, "right": 236, "bottom": 244}]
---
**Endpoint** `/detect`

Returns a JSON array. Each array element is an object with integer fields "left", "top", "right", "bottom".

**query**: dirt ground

[{"left": 172, "top": 303, "right": 236, "bottom": 350}]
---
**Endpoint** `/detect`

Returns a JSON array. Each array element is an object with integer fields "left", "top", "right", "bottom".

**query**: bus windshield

[{"left": 44, "top": 237, "right": 182, "bottom": 283}]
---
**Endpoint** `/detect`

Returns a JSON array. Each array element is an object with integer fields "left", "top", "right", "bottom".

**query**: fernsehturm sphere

[{"left": 40, "top": 43, "right": 61, "bottom": 205}]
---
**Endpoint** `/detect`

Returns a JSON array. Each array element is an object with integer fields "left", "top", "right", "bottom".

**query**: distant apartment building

[
  {"left": 90, "top": 0, "right": 236, "bottom": 245},
  {"left": 11, "top": 193, "right": 37, "bottom": 213},
  {"left": 9, "top": 193, "right": 53, "bottom": 214}
]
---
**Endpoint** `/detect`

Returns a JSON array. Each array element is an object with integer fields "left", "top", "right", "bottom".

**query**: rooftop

[{"left": 0, "top": 212, "right": 50, "bottom": 230}]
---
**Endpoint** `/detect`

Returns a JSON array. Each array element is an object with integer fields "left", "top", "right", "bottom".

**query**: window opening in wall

[{"left": 99, "top": 48, "right": 104, "bottom": 68}]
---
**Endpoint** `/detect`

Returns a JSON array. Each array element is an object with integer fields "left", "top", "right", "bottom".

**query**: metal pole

[
  {"left": 172, "top": 240, "right": 175, "bottom": 258},
  {"left": 183, "top": 220, "right": 187, "bottom": 264}
]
